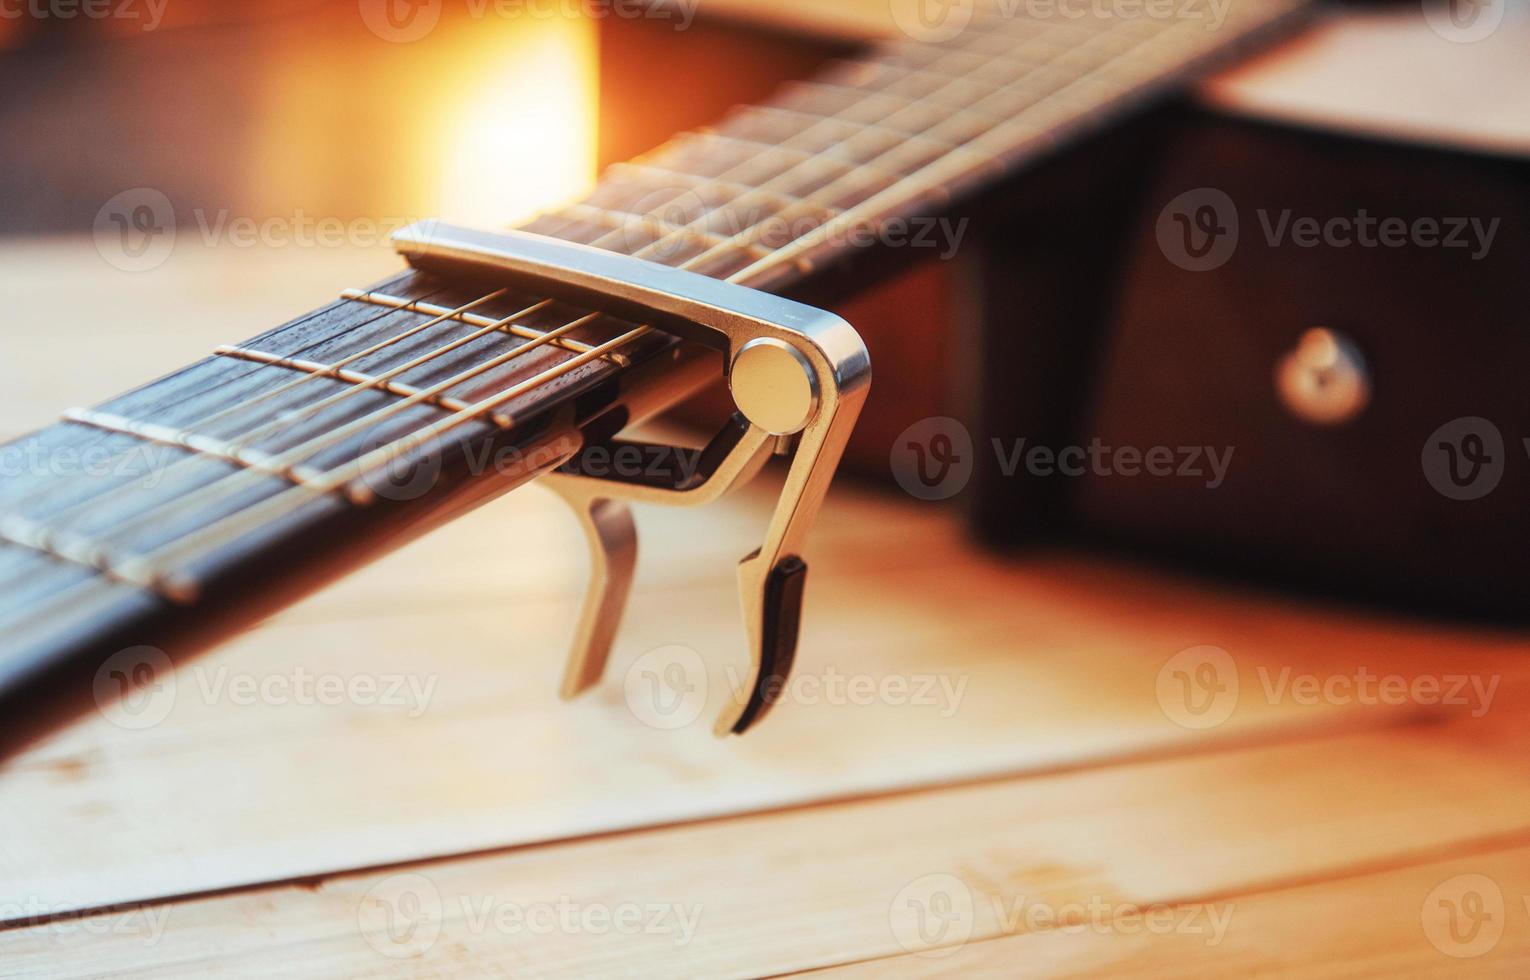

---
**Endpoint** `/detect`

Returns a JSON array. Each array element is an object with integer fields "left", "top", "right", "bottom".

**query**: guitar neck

[{"left": 0, "top": 0, "right": 1309, "bottom": 750}]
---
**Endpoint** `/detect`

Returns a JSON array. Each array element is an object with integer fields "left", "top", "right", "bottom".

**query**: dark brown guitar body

[{"left": 600, "top": 7, "right": 1530, "bottom": 620}]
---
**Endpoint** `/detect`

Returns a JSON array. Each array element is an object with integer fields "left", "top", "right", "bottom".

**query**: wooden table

[{"left": 3, "top": 239, "right": 1530, "bottom": 978}]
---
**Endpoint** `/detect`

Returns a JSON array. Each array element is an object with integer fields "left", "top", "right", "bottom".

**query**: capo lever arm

[{"left": 393, "top": 223, "right": 870, "bottom": 735}]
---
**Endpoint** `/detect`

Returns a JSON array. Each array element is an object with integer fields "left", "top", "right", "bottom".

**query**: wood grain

[
  {"left": 5, "top": 686, "right": 1530, "bottom": 977},
  {"left": 818, "top": 845, "right": 1530, "bottom": 977},
  {"left": 5, "top": 241, "right": 1529, "bottom": 978}
]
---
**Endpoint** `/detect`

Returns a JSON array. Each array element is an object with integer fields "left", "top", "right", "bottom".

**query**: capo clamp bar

[{"left": 392, "top": 223, "right": 871, "bottom": 735}]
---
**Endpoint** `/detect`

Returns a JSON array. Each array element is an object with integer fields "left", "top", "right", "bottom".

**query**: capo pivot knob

[
  {"left": 392, "top": 223, "right": 870, "bottom": 736},
  {"left": 730, "top": 338, "right": 819, "bottom": 436}
]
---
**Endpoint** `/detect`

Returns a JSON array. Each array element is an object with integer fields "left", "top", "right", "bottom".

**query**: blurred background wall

[{"left": 0, "top": 0, "right": 599, "bottom": 233}]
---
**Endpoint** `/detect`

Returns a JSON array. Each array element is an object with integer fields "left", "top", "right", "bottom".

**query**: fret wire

[
  {"left": 716, "top": 109, "right": 954, "bottom": 176},
  {"left": 585, "top": 16, "right": 1123, "bottom": 268},
  {"left": 580, "top": 26, "right": 1047, "bottom": 260},
  {"left": 19, "top": 3, "right": 1306, "bottom": 604},
  {"left": 213, "top": 347, "right": 516, "bottom": 427},
  {"left": 10, "top": 288, "right": 539, "bottom": 548},
  {"left": 723, "top": 6, "right": 1304, "bottom": 283},
  {"left": 231, "top": 305, "right": 604, "bottom": 466},
  {"left": 0, "top": 286, "right": 457, "bottom": 521},
  {"left": 693, "top": 127, "right": 863, "bottom": 177},
  {"left": 692, "top": 126, "right": 912, "bottom": 196},
  {"left": 0, "top": 399, "right": 330, "bottom": 582},
  {"left": 674, "top": 11, "right": 1232, "bottom": 271},
  {"left": 0, "top": 510, "right": 154, "bottom": 589},
  {"left": 119, "top": 324, "right": 655, "bottom": 602},
  {"left": 578, "top": 23, "right": 1030, "bottom": 262},
  {"left": 604, "top": 162, "right": 815, "bottom": 216},
  {"left": 19, "top": 286, "right": 562, "bottom": 564},
  {"left": 556, "top": 202, "right": 772, "bottom": 258},
  {"left": 61, "top": 407, "right": 329, "bottom": 483},
  {"left": 341, "top": 289, "right": 618, "bottom": 362},
  {"left": 70, "top": 305, "right": 611, "bottom": 561},
  {"left": 9, "top": 404, "right": 332, "bottom": 571}
]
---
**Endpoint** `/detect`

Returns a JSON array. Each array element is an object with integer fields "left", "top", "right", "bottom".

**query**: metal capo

[{"left": 392, "top": 223, "right": 871, "bottom": 736}]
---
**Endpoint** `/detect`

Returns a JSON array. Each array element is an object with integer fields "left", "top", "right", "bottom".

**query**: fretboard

[
  {"left": 0, "top": 0, "right": 1310, "bottom": 748},
  {"left": 521, "top": 0, "right": 1307, "bottom": 290}
]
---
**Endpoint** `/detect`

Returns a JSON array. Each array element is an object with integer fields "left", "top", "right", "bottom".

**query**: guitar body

[{"left": 600, "top": 5, "right": 1530, "bottom": 618}]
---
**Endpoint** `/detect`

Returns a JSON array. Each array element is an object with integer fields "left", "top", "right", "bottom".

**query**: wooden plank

[
  {"left": 817, "top": 846, "right": 1530, "bottom": 977},
  {"left": 5, "top": 689, "right": 1530, "bottom": 978},
  {"left": 11, "top": 472, "right": 1500, "bottom": 918},
  {"left": 10, "top": 445, "right": 1527, "bottom": 921},
  {"left": 7, "top": 240, "right": 1530, "bottom": 974}
]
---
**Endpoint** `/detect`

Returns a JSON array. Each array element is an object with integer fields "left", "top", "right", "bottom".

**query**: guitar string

[
  {"left": 107, "top": 5, "right": 1254, "bottom": 593},
  {"left": 10, "top": 2, "right": 1297, "bottom": 602},
  {"left": 0, "top": 288, "right": 497, "bottom": 517},
  {"left": 631, "top": 0, "right": 1290, "bottom": 277},
  {"left": 14, "top": 13, "right": 1094, "bottom": 558},
  {"left": 17, "top": 17, "right": 1062, "bottom": 527},
  {"left": 575, "top": 18, "right": 1145, "bottom": 264},
  {"left": 8, "top": 0, "right": 1295, "bottom": 620},
  {"left": 23, "top": 9, "right": 1232, "bottom": 591}
]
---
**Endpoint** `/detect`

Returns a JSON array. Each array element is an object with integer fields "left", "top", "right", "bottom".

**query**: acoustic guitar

[{"left": 0, "top": 0, "right": 1314, "bottom": 752}]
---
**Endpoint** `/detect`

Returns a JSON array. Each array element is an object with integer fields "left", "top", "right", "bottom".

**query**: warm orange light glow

[
  {"left": 251, "top": 11, "right": 598, "bottom": 233},
  {"left": 436, "top": 17, "right": 598, "bottom": 227}
]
